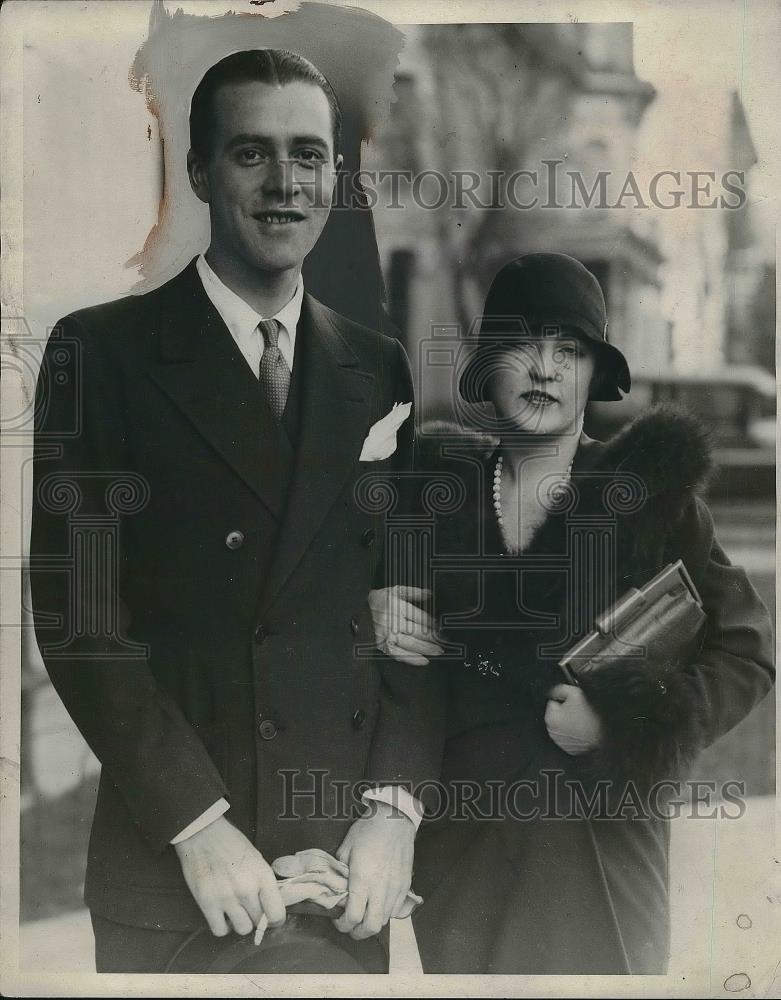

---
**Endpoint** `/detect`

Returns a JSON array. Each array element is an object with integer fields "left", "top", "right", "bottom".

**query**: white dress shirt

[
  {"left": 195, "top": 253, "right": 302, "bottom": 374},
  {"left": 171, "top": 256, "right": 423, "bottom": 844}
]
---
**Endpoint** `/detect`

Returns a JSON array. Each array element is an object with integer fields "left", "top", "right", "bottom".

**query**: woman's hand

[
  {"left": 368, "top": 586, "right": 444, "bottom": 666},
  {"left": 545, "top": 683, "right": 605, "bottom": 755}
]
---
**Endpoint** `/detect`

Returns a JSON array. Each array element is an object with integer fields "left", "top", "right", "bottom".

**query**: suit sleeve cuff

[
  {"left": 170, "top": 798, "right": 230, "bottom": 844},
  {"left": 362, "top": 785, "right": 424, "bottom": 831}
]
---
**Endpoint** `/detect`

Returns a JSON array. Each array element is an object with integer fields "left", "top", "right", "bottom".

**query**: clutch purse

[{"left": 559, "top": 560, "right": 706, "bottom": 685}]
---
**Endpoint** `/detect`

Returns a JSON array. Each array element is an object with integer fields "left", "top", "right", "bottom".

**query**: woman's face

[{"left": 489, "top": 334, "right": 596, "bottom": 435}]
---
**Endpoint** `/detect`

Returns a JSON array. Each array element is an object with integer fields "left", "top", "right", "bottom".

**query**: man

[{"left": 30, "top": 49, "right": 443, "bottom": 972}]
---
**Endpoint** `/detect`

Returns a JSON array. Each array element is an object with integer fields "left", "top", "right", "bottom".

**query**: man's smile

[{"left": 251, "top": 208, "right": 306, "bottom": 225}]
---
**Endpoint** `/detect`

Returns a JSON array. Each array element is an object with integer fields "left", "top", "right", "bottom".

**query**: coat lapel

[
  {"left": 148, "top": 260, "right": 293, "bottom": 520},
  {"left": 259, "top": 294, "right": 374, "bottom": 611}
]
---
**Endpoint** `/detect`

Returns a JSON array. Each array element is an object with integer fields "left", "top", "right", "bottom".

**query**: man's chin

[{"left": 246, "top": 252, "right": 305, "bottom": 275}]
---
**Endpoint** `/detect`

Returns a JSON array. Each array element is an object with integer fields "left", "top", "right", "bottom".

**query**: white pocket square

[{"left": 359, "top": 401, "right": 412, "bottom": 462}]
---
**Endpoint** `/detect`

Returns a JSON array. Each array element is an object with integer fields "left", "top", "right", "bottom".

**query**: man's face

[{"left": 189, "top": 80, "right": 342, "bottom": 275}]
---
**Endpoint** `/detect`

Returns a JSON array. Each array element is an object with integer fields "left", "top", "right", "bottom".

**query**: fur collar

[
  {"left": 419, "top": 405, "right": 712, "bottom": 506},
  {"left": 416, "top": 403, "right": 713, "bottom": 601}
]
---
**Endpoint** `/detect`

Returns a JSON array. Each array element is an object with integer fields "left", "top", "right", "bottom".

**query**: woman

[{"left": 369, "top": 253, "right": 774, "bottom": 974}]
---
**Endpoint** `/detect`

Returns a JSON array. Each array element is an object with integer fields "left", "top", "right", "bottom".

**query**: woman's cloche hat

[{"left": 458, "top": 252, "right": 631, "bottom": 403}]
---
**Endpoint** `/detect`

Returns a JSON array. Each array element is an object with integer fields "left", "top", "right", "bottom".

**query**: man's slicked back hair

[{"left": 189, "top": 49, "right": 342, "bottom": 160}]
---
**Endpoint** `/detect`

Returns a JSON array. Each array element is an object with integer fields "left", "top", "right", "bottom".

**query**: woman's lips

[{"left": 521, "top": 389, "right": 559, "bottom": 406}]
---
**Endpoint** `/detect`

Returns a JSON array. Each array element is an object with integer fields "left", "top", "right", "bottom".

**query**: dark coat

[
  {"left": 408, "top": 409, "right": 774, "bottom": 974},
  {"left": 29, "top": 259, "right": 445, "bottom": 931}
]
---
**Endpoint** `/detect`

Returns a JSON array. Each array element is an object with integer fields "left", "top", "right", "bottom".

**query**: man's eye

[
  {"left": 293, "top": 148, "right": 325, "bottom": 164},
  {"left": 237, "top": 149, "right": 265, "bottom": 164}
]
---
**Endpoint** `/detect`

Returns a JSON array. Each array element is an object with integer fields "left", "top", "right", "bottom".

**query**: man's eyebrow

[
  {"left": 289, "top": 135, "right": 330, "bottom": 149},
  {"left": 225, "top": 133, "right": 272, "bottom": 150},
  {"left": 225, "top": 133, "right": 330, "bottom": 150}
]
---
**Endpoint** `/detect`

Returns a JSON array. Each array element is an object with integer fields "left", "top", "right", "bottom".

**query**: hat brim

[
  {"left": 165, "top": 912, "right": 387, "bottom": 973},
  {"left": 587, "top": 340, "right": 632, "bottom": 401}
]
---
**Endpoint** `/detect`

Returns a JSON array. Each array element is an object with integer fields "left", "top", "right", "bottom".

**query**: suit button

[
  {"left": 254, "top": 624, "right": 269, "bottom": 644},
  {"left": 361, "top": 528, "right": 376, "bottom": 548},
  {"left": 225, "top": 530, "right": 244, "bottom": 550},
  {"left": 352, "top": 709, "right": 366, "bottom": 730},
  {"left": 350, "top": 618, "right": 360, "bottom": 636},
  {"left": 258, "top": 719, "right": 278, "bottom": 740}
]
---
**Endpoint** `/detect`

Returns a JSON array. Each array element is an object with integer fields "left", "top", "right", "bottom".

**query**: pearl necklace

[{"left": 493, "top": 454, "right": 574, "bottom": 554}]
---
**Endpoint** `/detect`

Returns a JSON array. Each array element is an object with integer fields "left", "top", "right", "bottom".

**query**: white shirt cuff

[
  {"left": 170, "top": 798, "right": 230, "bottom": 844},
  {"left": 362, "top": 785, "right": 425, "bottom": 831}
]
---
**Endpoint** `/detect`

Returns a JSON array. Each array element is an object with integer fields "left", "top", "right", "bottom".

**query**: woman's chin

[{"left": 498, "top": 406, "right": 573, "bottom": 436}]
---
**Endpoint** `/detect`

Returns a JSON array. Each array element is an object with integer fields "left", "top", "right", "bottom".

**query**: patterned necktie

[{"left": 257, "top": 318, "right": 291, "bottom": 421}]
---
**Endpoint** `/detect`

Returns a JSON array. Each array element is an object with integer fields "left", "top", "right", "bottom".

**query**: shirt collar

[{"left": 195, "top": 253, "right": 304, "bottom": 344}]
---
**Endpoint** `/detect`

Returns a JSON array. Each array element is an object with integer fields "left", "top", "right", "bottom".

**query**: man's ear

[{"left": 187, "top": 149, "right": 210, "bottom": 204}]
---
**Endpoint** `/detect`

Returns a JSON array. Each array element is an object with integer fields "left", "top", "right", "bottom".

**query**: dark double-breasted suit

[{"left": 30, "top": 259, "right": 444, "bottom": 931}]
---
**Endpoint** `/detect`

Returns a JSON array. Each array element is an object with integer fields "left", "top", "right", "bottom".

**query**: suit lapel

[
  {"left": 148, "top": 260, "right": 293, "bottom": 520},
  {"left": 259, "top": 294, "right": 374, "bottom": 612}
]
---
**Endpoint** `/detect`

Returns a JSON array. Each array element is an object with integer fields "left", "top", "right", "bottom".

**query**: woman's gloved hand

[
  {"left": 544, "top": 683, "right": 605, "bottom": 755},
  {"left": 368, "top": 586, "right": 444, "bottom": 665}
]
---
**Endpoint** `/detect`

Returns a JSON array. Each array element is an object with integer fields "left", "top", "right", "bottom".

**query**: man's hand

[
  {"left": 545, "top": 683, "right": 605, "bottom": 755},
  {"left": 174, "top": 815, "right": 286, "bottom": 937},
  {"left": 333, "top": 800, "right": 415, "bottom": 940},
  {"left": 368, "top": 586, "right": 443, "bottom": 665}
]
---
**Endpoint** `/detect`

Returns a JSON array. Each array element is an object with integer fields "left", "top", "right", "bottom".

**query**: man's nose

[{"left": 261, "top": 157, "right": 300, "bottom": 200}]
